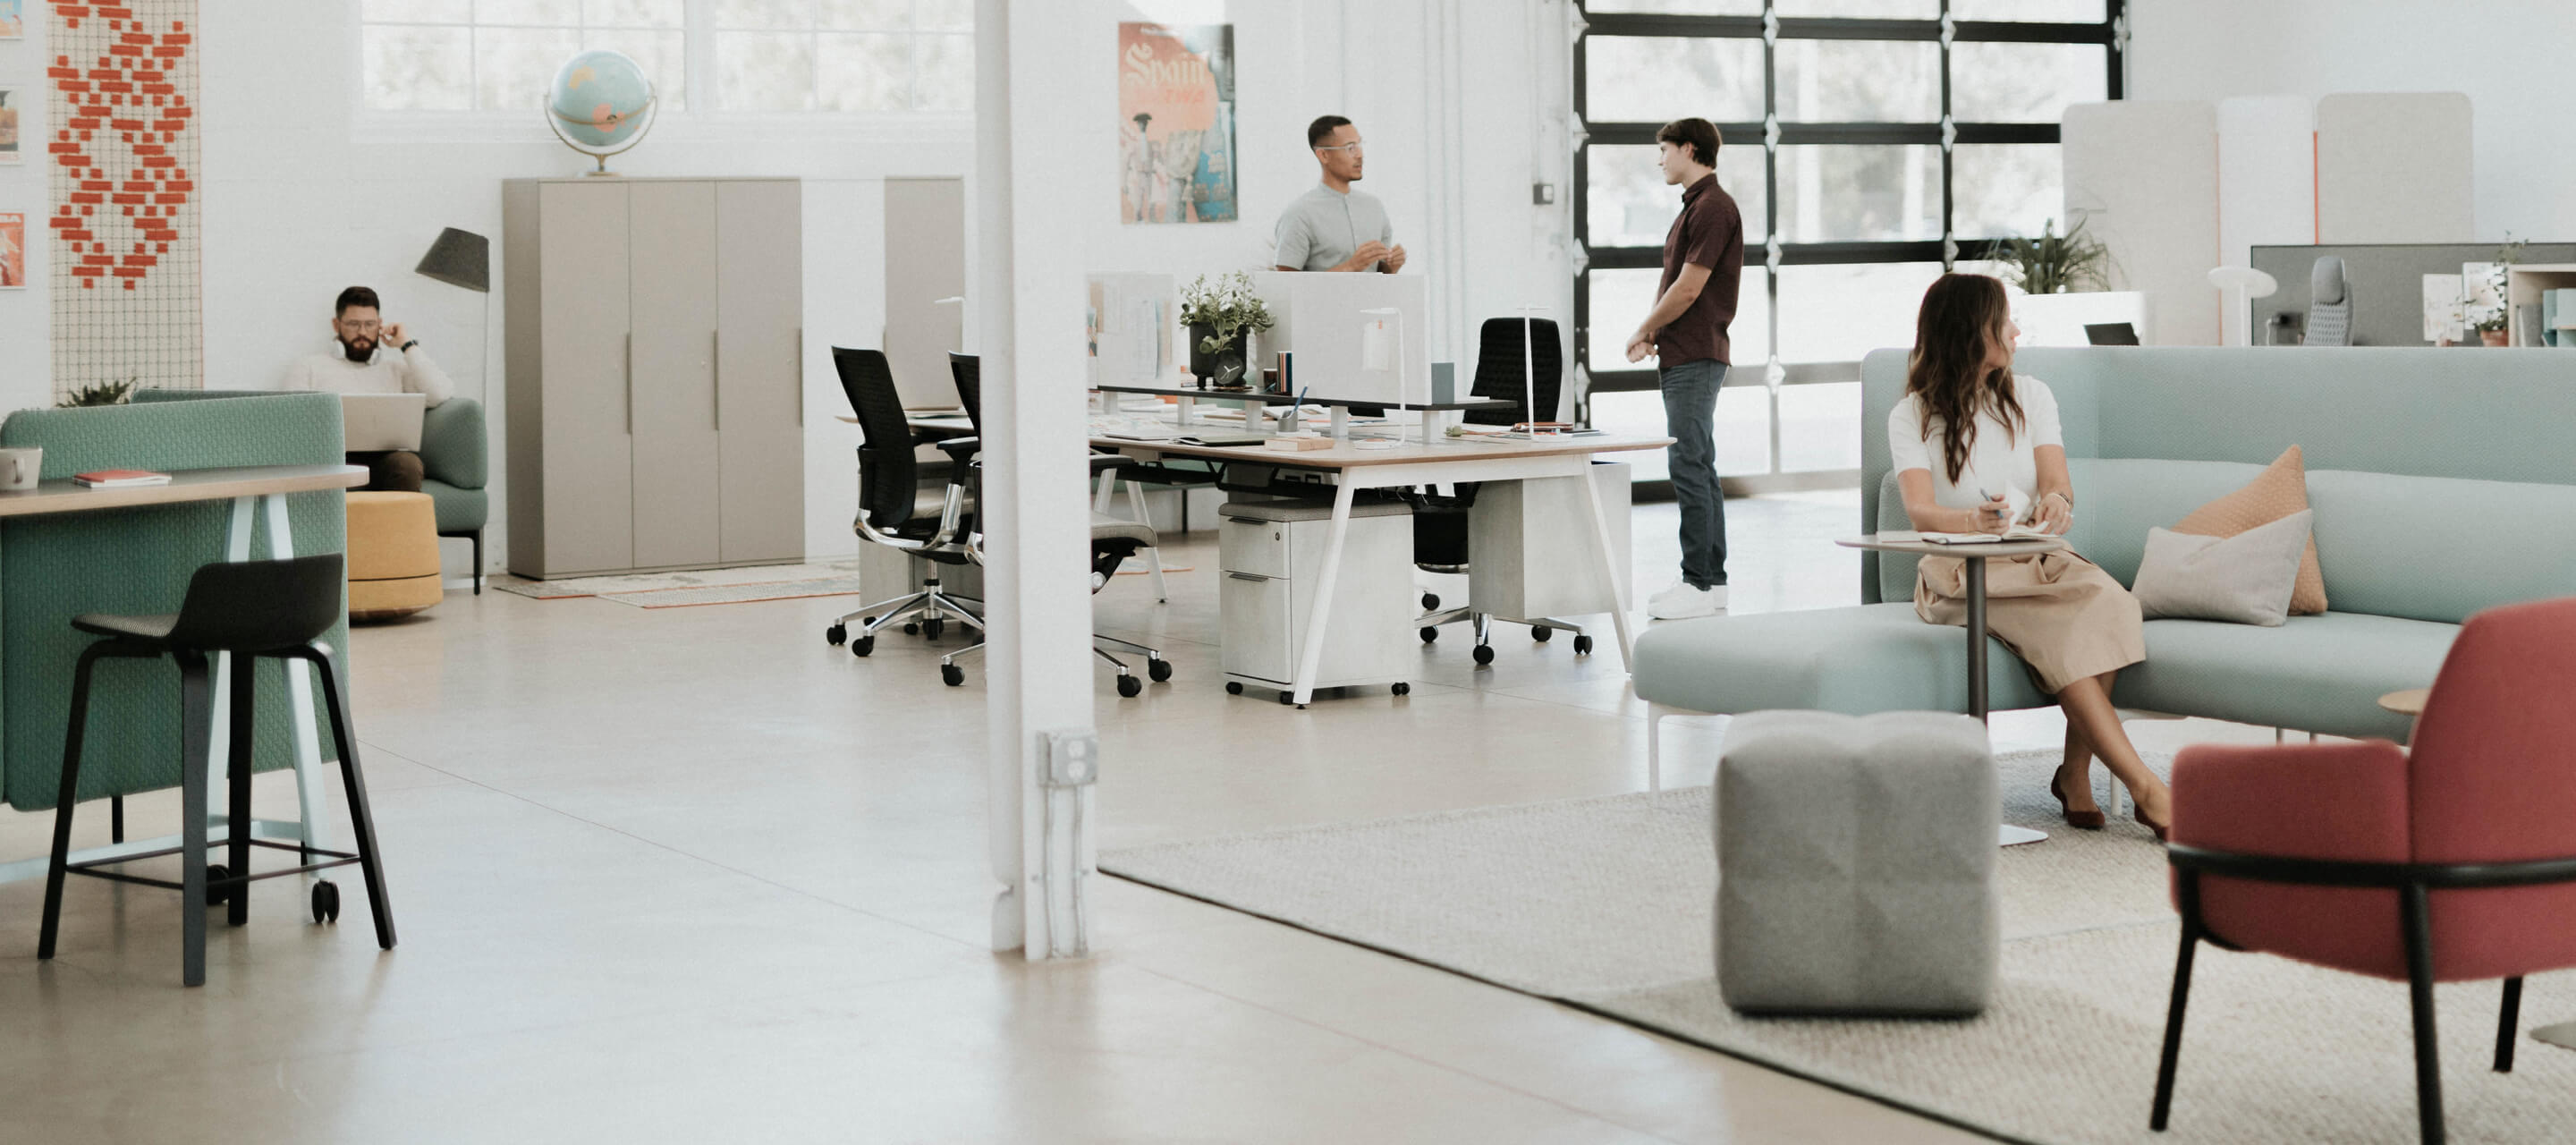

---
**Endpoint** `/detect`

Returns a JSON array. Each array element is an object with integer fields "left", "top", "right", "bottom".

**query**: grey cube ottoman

[{"left": 1715, "top": 710, "right": 2000, "bottom": 1015}]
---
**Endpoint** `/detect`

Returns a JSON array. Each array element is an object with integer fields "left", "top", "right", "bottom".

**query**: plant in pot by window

[
  {"left": 1178, "top": 271, "right": 1275, "bottom": 389},
  {"left": 1991, "top": 217, "right": 2113, "bottom": 295}
]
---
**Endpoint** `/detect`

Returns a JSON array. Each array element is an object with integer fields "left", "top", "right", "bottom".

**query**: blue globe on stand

[{"left": 545, "top": 49, "right": 657, "bottom": 175}]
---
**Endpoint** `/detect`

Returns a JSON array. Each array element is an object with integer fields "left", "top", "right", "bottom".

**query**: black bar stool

[{"left": 37, "top": 554, "right": 396, "bottom": 987}]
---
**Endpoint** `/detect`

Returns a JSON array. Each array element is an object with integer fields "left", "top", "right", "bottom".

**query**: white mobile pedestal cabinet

[
  {"left": 503, "top": 177, "right": 806, "bottom": 578},
  {"left": 1219, "top": 499, "right": 1414, "bottom": 700}
]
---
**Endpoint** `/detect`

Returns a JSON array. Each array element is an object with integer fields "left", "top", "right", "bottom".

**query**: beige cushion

[
  {"left": 2133, "top": 510, "right": 2314, "bottom": 627},
  {"left": 2169, "top": 445, "right": 2328, "bottom": 615}
]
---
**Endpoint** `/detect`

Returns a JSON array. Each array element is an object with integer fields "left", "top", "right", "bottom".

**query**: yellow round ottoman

[{"left": 345, "top": 491, "right": 445, "bottom": 622}]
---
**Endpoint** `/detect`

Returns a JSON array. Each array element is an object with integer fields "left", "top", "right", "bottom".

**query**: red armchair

[{"left": 2151, "top": 598, "right": 2576, "bottom": 1145}]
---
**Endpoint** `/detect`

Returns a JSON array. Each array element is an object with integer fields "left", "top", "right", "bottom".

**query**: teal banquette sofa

[
  {"left": 1633, "top": 347, "right": 2576, "bottom": 772},
  {"left": 0, "top": 393, "right": 349, "bottom": 813}
]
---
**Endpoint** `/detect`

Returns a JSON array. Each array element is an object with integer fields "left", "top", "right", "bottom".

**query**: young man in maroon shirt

[{"left": 1625, "top": 118, "right": 1744, "bottom": 619}]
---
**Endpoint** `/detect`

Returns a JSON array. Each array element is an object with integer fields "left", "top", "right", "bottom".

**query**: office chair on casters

[
  {"left": 825, "top": 347, "right": 986, "bottom": 658},
  {"left": 1411, "top": 316, "right": 1597, "bottom": 664},
  {"left": 953, "top": 351, "right": 1178, "bottom": 603},
  {"left": 936, "top": 456, "right": 1172, "bottom": 698}
]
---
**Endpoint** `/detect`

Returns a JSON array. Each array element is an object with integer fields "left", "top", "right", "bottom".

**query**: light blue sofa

[{"left": 1633, "top": 347, "right": 2576, "bottom": 769}]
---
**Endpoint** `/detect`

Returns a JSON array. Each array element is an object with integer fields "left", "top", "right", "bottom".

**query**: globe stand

[{"left": 542, "top": 80, "right": 657, "bottom": 177}]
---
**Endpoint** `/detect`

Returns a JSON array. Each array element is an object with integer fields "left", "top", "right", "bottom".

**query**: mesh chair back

[
  {"left": 949, "top": 353, "right": 982, "bottom": 436},
  {"left": 834, "top": 347, "right": 922, "bottom": 531},
  {"left": 1468, "top": 317, "right": 1564, "bottom": 427},
  {"left": 163, "top": 555, "right": 345, "bottom": 652}
]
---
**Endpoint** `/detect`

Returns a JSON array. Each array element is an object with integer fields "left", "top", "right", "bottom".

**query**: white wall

[
  {"left": 2131, "top": 0, "right": 2576, "bottom": 243},
  {"left": 0, "top": 13, "right": 49, "bottom": 412},
  {"left": 24, "top": 0, "right": 1570, "bottom": 575}
]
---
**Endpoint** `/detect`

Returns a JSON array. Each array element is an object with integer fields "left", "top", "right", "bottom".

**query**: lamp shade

[{"left": 414, "top": 227, "right": 491, "bottom": 293}]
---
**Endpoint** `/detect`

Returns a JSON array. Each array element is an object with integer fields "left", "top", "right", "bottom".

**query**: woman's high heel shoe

[
  {"left": 2050, "top": 769, "right": 2106, "bottom": 830},
  {"left": 2136, "top": 805, "right": 2170, "bottom": 844}
]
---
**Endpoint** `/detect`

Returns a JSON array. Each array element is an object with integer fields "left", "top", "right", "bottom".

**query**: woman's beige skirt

[{"left": 1915, "top": 551, "right": 2145, "bottom": 694}]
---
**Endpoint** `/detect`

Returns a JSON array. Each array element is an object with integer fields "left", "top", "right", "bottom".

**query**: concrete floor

[{"left": 0, "top": 492, "right": 2251, "bottom": 1142}]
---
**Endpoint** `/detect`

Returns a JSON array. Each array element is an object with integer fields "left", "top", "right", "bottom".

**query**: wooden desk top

[
  {"left": 1091, "top": 432, "right": 1673, "bottom": 467},
  {"left": 1837, "top": 532, "right": 2068, "bottom": 558},
  {"left": 1095, "top": 382, "right": 1518, "bottom": 413},
  {"left": 0, "top": 464, "right": 368, "bottom": 518}
]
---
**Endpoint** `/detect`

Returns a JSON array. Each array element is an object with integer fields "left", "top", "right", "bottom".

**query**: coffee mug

[{"left": 0, "top": 447, "right": 40, "bottom": 491}]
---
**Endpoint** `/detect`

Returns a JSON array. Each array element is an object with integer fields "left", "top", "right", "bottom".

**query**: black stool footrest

[{"left": 64, "top": 836, "right": 365, "bottom": 893}]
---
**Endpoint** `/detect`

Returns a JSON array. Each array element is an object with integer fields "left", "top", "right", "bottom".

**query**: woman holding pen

[{"left": 1887, "top": 273, "right": 2172, "bottom": 840}]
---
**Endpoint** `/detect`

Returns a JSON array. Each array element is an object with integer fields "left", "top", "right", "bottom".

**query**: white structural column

[{"left": 978, "top": 0, "right": 1100, "bottom": 959}]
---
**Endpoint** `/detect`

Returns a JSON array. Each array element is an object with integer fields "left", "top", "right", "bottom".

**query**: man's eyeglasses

[
  {"left": 338, "top": 320, "right": 382, "bottom": 333},
  {"left": 1314, "top": 140, "right": 1365, "bottom": 155}
]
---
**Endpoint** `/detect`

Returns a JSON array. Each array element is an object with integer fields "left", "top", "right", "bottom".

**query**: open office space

[{"left": 4, "top": 2, "right": 2576, "bottom": 1141}]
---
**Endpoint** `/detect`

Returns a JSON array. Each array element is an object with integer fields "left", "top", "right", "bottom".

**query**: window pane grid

[
  {"left": 363, "top": 0, "right": 970, "bottom": 113},
  {"left": 1573, "top": 0, "right": 2120, "bottom": 474}
]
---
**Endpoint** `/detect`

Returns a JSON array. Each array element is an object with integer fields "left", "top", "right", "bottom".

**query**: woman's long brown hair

[{"left": 1904, "top": 273, "right": 2024, "bottom": 485}]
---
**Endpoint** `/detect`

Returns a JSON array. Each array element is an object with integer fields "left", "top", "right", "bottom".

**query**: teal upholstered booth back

[
  {"left": 1860, "top": 347, "right": 2576, "bottom": 608},
  {"left": 0, "top": 394, "right": 349, "bottom": 810},
  {"left": 136, "top": 387, "right": 489, "bottom": 537}
]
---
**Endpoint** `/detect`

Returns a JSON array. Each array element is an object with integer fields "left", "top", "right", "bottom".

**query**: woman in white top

[{"left": 1889, "top": 274, "right": 2169, "bottom": 838}]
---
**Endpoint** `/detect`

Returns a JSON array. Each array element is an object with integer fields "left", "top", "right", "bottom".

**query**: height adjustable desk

[
  {"left": 1091, "top": 382, "right": 1516, "bottom": 438},
  {"left": 1088, "top": 431, "right": 1672, "bottom": 706}
]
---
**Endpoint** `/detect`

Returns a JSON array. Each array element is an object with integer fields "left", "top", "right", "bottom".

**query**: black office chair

[
  {"left": 956, "top": 351, "right": 1178, "bottom": 602},
  {"left": 1411, "top": 317, "right": 1597, "bottom": 662},
  {"left": 935, "top": 359, "right": 1171, "bottom": 697},
  {"left": 825, "top": 347, "right": 985, "bottom": 657},
  {"left": 38, "top": 554, "right": 395, "bottom": 988}
]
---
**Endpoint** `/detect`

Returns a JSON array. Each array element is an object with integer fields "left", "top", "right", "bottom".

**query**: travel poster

[
  {"left": 0, "top": 213, "right": 26, "bottom": 289},
  {"left": 0, "top": 1, "right": 22, "bottom": 41},
  {"left": 1118, "top": 22, "right": 1237, "bottom": 225},
  {"left": 0, "top": 85, "right": 20, "bottom": 162}
]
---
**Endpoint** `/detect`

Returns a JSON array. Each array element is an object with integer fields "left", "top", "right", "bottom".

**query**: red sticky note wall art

[{"left": 47, "top": 1, "right": 202, "bottom": 393}]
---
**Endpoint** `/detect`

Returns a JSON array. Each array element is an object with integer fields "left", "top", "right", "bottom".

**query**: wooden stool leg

[
  {"left": 177, "top": 651, "right": 215, "bottom": 987},
  {"left": 38, "top": 645, "right": 113, "bottom": 961}
]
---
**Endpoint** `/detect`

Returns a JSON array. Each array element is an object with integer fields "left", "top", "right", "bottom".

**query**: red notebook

[{"left": 73, "top": 469, "right": 174, "bottom": 488}]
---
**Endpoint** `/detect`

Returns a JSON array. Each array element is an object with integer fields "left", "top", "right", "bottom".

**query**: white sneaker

[{"left": 1647, "top": 581, "right": 1727, "bottom": 620}]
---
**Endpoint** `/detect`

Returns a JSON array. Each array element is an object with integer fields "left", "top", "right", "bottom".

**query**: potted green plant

[
  {"left": 2472, "top": 237, "right": 2527, "bottom": 346},
  {"left": 1178, "top": 271, "right": 1275, "bottom": 388},
  {"left": 1991, "top": 217, "right": 2112, "bottom": 295},
  {"left": 56, "top": 379, "right": 138, "bottom": 407}
]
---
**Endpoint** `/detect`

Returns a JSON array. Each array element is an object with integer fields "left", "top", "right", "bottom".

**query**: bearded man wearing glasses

[{"left": 280, "top": 284, "right": 456, "bottom": 492}]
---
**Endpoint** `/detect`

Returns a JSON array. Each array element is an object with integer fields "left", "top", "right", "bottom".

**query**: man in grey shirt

[{"left": 1274, "top": 115, "right": 1408, "bottom": 274}]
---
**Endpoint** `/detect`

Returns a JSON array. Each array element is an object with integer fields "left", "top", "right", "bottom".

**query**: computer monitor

[
  {"left": 1087, "top": 273, "right": 1174, "bottom": 386},
  {"left": 1250, "top": 271, "right": 1430, "bottom": 406}
]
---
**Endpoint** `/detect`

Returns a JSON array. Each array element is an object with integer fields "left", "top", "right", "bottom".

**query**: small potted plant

[
  {"left": 1178, "top": 271, "right": 1275, "bottom": 389},
  {"left": 2473, "top": 237, "right": 2527, "bottom": 346}
]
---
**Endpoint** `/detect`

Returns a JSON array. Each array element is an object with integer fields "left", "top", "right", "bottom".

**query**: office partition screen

[{"left": 1574, "top": 0, "right": 2123, "bottom": 491}]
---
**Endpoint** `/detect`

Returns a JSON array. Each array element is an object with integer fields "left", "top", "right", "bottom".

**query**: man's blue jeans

[{"left": 1659, "top": 359, "right": 1729, "bottom": 589}]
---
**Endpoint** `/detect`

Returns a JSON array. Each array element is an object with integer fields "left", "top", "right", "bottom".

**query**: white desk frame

[
  {"left": 0, "top": 468, "right": 362, "bottom": 886},
  {"left": 1095, "top": 439, "right": 1654, "bottom": 706}
]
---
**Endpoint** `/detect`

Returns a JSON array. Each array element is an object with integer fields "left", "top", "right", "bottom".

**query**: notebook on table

[{"left": 342, "top": 393, "right": 428, "bottom": 452}]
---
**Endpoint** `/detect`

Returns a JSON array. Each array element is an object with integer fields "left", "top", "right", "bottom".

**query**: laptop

[
  {"left": 342, "top": 393, "right": 428, "bottom": 452},
  {"left": 2083, "top": 322, "right": 2141, "bottom": 346}
]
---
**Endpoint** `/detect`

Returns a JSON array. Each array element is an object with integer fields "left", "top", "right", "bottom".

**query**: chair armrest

[
  {"left": 420, "top": 398, "right": 487, "bottom": 490},
  {"left": 932, "top": 437, "right": 980, "bottom": 467},
  {"left": 2172, "top": 741, "right": 2411, "bottom": 864}
]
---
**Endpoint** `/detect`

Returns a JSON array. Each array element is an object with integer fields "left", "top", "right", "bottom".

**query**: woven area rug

[
  {"left": 494, "top": 563, "right": 868, "bottom": 608},
  {"left": 1103, "top": 749, "right": 2576, "bottom": 1144}
]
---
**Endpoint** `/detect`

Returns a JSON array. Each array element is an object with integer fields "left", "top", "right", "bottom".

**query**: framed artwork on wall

[
  {"left": 0, "top": 85, "right": 22, "bottom": 164},
  {"left": 0, "top": 213, "right": 27, "bottom": 289},
  {"left": 0, "top": 0, "right": 21, "bottom": 41},
  {"left": 1118, "top": 22, "right": 1237, "bottom": 225}
]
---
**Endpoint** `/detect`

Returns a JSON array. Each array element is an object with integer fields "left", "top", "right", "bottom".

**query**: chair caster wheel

[
  {"left": 1573, "top": 635, "right": 1595, "bottom": 655},
  {"left": 1532, "top": 625, "right": 1552, "bottom": 642},
  {"left": 311, "top": 879, "right": 340, "bottom": 924},
  {"left": 1277, "top": 691, "right": 1294, "bottom": 705},
  {"left": 204, "top": 864, "right": 232, "bottom": 906},
  {"left": 1419, "top": 627, "right": 1438, "bottom": 643},
  {"left": 902, "top": 622, "right": 920, "bottom": 635},
  {"left": 826, "top": 623, "right": 846, "bottom": 646},
  {"left": 1226, "top": 681, "right": 1243, "bottom": 695},
  {"left": 941, "top": 664, "right": 964, "bottom": 687},
  {"left": 1392, "top": 682, "right": 1411, "bottom": 696},
  {"left": 1116, "top": 674, "right": 1142, "bottom": 698},
  {"left": 851, "top": 634, "right": 875, "bottom": 657},
  {"left": 1148, "top": 658, "right": 1173, "bottom": 683},
  {"left": 1472, "top": 644, "right": 1495, "bottom": 666},
  {"left": 922, "top": 618, "right": 945, "bottom": 641}
]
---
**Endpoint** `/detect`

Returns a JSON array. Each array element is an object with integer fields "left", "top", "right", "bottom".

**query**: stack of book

[{"left": 73, "top": 469, "right": 173, "bottom": 488}]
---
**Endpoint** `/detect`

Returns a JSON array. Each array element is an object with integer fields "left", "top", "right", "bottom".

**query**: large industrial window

[{"left": 1574, "top": 0, "right": 2124, "bottom": 490}]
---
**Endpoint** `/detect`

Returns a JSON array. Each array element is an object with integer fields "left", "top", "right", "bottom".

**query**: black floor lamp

[{"left": 413, "top": 227, "right": 491, "bottom": 591}]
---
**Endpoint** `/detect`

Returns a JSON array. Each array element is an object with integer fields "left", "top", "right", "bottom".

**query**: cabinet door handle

[
  {"left": 796, "top": 327, "right": 804, "bottom": 428},
  {"left": 623, "top": 332, "right": 633, "bottom": 436},
  {"left": 1227, "top": 572, "right": 1268, "bottom": 582},
  {"left": 711, "top": 330, "right": 722, "bottom": 432}
]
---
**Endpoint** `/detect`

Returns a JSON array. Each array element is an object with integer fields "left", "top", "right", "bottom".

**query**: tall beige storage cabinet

[{"left": 504, "top": 177, "right": 805, "bottom": 578}]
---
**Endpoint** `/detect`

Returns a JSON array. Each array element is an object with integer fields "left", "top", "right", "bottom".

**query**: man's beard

[{"left": 339, "top": 336, "right": 376, "bottom": 363}]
